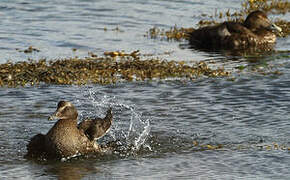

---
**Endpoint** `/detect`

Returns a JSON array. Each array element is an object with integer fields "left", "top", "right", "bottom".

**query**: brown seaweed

[{"left": 0, "top": 52, "right": 230, "bottom": 87}]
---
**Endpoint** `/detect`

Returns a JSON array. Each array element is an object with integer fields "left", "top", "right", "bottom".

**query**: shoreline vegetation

[{"left": 0, "top": 0, "right": 289, "bottom": 87}]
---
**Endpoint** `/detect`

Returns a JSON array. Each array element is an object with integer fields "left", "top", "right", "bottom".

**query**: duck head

[
  {"left": 244, "top": 10, "right": 282, "bottom": 32},
  {"left": 48, "top": 101, "right": 78, "bottom": 120}
]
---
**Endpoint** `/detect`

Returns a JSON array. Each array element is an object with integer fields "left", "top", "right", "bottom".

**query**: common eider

[
  {"left": 189, "top": 10, "right": 282, "bottom": 50},
  {"left": 26, "top": 101, "right": 112, "bottom": 160}
]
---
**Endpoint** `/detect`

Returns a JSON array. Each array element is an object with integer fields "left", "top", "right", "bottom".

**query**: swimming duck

[
  {"left": 189, "top": 10, "right": 282, "bottom": 50},
  {"left": 26, "top": 101, "right": 112, "bottom": 160}
]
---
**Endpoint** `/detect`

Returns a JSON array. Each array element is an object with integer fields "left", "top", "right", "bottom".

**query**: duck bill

[
  {"left": 270, "top": 23, "right": 282, "bottom": 32},
  {"left": 48, "top": 111, "right": 60, "bottom": 120}
]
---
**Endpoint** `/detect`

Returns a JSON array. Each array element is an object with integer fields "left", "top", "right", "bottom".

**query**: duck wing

[
  {"left": 223, "top": 22, "right": 248, "bottom": 34},
  {"left": 189, "top": 24, "right": 220, "bottom": 48},
  {"left": 189, "top": 21, "right": 259, "bottom": 49},
  {"left": 78, "top": 108, "right": 113, "bottom": 141},
  {"left": 189, "top": 22, "right": 235, "bottom": 49},
  {"left": 222, "top": 22, "right": 260, "bottom": 49},
  {"left": 25, "top": 133, "right": 47, "bottom": 159}
]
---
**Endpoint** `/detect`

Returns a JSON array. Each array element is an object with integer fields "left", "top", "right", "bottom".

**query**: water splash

[
  {"left": 75, "top": 87, "right": 151, "bottom": 155},
  {"left": 126, "top": 109, "right": 151, "bottom": 151}
]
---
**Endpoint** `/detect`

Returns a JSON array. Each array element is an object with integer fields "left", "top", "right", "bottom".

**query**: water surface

[{"left": 0, "top": 0, "right": 290, "bottom": 179}]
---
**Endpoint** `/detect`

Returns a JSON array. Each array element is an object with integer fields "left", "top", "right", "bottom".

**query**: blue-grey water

[{"left": 0, "top": 0, "right": 290, "bottom": 179}]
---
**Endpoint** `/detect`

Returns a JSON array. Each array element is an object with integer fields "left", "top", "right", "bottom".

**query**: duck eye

[{"left": 62, "top": 107, "right": 69, "bottom": 112}]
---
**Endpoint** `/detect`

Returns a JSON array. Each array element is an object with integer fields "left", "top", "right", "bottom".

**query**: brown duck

[
  {"left": 26, "top": 101, "right": 112, "bottom": 160},
  {"left": 189, "top": 10, "right": 282, "bottom": 50}
]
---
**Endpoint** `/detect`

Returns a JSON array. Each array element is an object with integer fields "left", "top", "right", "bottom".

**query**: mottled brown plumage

[
  {"left": 26, "top": 101, "right": 113, "bottom": 160},
  {"left": 189, "top": 11, "right": 281, "bottom": 50},
  {"left": 78, "top": 108, "right": 112, "bottom": 141}
]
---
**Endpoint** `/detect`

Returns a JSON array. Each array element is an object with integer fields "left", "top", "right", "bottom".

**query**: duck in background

[
  {"left": 189, "top": 10, "right": 282, "bottom": 51},
  {"left": 25, "top": 101, "right": 112, "bottom": 160}
]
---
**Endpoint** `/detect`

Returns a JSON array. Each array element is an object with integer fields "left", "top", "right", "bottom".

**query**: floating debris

[
  {"left": 88, "top": 52, "right": 98, "bottom": 57},
  {"left": 103, "top": 26, "right": 124, "bottom": 32},
  {"left": 104, "top": 50, "right": 140, "bottom": 58},
  {"left": 16, "top": 46, "right": 40, "bottom": 53},
  {"left": 147, "top": 26, "right": 194, "bottom": 41},
  {"left": 0, "top": 51, "right": 230, "bottom": 87},
  {"left": 193, "top": 140, "right": 290, "bottom": 152}
]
